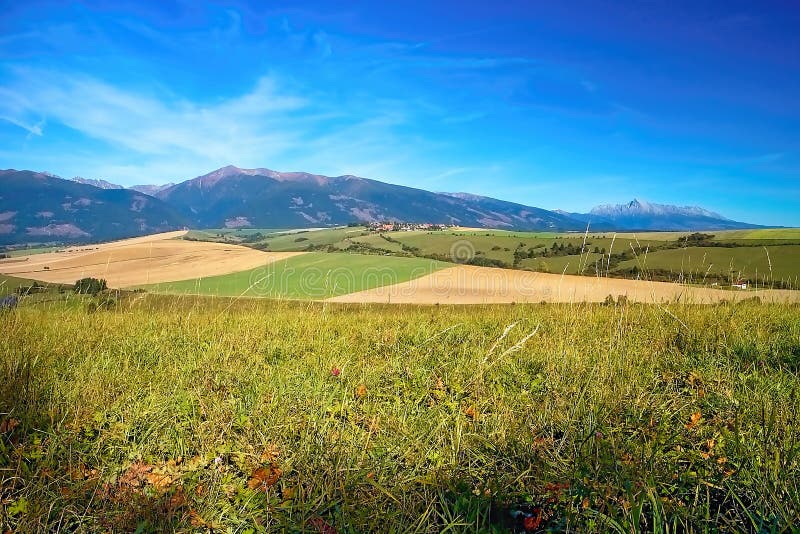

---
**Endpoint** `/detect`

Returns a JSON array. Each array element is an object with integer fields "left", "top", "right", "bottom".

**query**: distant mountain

[
  {"left": 564, "top": 199, "right": 763, "bottom": 231},
  {"left": 0, "top": 170, "right": 187, "bottom": 245},
  {"left": 0, "top": 166, "right": 772, "bottom": 245},
  {"left": 154, "top": 165, "right": 586, "bottom": 231},
  {"left": 130, "top": 183, "right": 175, "bottom": 196},
  {"left": 71, "top": 177, "right": 124, "bottom": 189}
]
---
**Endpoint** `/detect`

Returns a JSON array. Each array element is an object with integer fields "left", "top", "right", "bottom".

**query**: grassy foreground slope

[
  {"left": 144, "top": 252, "right": 449, "bottom": 299},
  {"left": 2, "top": 297, "right": 799, "bottom": 532}
]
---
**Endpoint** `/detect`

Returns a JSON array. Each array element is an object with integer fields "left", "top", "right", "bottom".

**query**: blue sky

[{"left": 1, "top": 1, "right": 798, "bottom": 225}]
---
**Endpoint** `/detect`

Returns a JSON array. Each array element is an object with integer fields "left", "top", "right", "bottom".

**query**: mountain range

[
  {"left": 557, "top": 199, "right": 763, "bottom": 232},
  {"left": 0, "top": 170, "right": 187, "bottom": 245},
  {"left": 0, "top": 166, "right": 765, "bottom": 245}
]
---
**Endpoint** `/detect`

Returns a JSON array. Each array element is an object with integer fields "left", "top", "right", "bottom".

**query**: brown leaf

[
  {"left": 0, "top": 418, "right": 20, "bottom": 434},
  {"left": 167, "top": 488, "right": 187, "bottom": 511},
  {"left": 119, "top": 461, "right": 153, "bottom": 488},
  {"left": 523, "top": 508, "right": 543, "bottom": 532},
  {"left": 188, "top": 510, "right": 207, "bottom": 528},
  {"left": 145, "top": 472, "right": 173, "bottom": 492},
  {"left": 463, "top": 406, "right": 477, "bottom": 420},
  {"left": 355, "top": 384, "right": 367, "bottom": 398},
  {"left": 247, "top": 465, "right": 282, "bottom": 491},
  {"left": 365, "top": 416, "right": 380, "bottom": 433},
  {"left": 259, "top": 444, "right": 280, "bottom": 463},
  {"left": 309, "top": 517, "right": 338, "bottom": 534},
  {"left": 685, "top": 411, "right": 702, "bottom": 430}
]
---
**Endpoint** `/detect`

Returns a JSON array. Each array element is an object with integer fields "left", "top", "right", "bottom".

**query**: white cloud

[
  {"left": 0, "top": 67, "right": 434, "bottom": 185},
  {"left": 2, "top": 69, "right": 306, "bottom": 159}
]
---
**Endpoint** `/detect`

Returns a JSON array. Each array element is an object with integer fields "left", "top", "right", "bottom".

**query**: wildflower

[
  {"left": 355, "top": 384, "right": 367, "bottom": 398},
  {"left": 331, "top": 366, "right": 341, "bottom": 377}
]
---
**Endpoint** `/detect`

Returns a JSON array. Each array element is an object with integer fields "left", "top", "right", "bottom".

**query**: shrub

[
  {"left": 14, "top": 282, "right": 47, "bottom": 295},
  {"left": 74, "top": 277, "right": 107, "bottom": 295}
]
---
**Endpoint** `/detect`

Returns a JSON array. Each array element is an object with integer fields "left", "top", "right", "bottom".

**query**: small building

[{"left": 732, "top": 280, "right": 748, "bottom": 290}]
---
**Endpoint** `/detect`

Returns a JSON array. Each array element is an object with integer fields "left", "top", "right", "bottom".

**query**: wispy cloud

[
  {"left": 2, "top": 69, "right": 307, "bottom": 157},
  {"left": 0, "top": 114, "right": 44, "bottom": 137},
  {"left": 0, "top": 65, "right": 440, "bottom": 185}
]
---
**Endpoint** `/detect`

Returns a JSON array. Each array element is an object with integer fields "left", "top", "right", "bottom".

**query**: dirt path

[
  {"left": 0, "top": 231, "right": 304, "bottom": 288},
  {"left": 327, "top": 264, "right": 800, "bottom": 304}
]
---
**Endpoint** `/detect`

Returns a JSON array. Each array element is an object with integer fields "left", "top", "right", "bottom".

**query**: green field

[
  {"left": 0, "top": 274, "right": 33, "bottom": 296},
  {"left": 2, "top": 297, "right": 800, "bottom": 531},
  {"left": 1, "top": 245, "right": 61, "bottom": 257},
  {"left": 260, "top": 227, "right": 368, "bottom": 252},
  {"left": 616, "top": 245, "right": 800, "bottom": 285},
  {"left": 0, "top": 274, "right": 71, "bottom": 297},
  {"left": 518, "top": 252, "right": 607, "bottom": 275},
  {"left": 711, "top": 228, "right": 800, "bottom": 240},
  {"left": 144, "top": 252, "right": 449, "bottom": 299},
  {"left": 178, "top": 226, "right": 800, "bottom": 290}
]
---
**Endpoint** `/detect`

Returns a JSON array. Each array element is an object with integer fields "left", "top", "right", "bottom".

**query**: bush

[
  {"left": 86, "top": 296, "right": 116, "bottom": 313},
  {"left": 14, "top": 282, "right": 47, "bottom": 295},
  {"left": 74, "top": 277, "right": 107, "bottom": 295}
]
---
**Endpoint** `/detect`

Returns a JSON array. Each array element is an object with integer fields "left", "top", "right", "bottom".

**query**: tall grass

[{"left": 1, "top": 295, "right": 799, "bottom": 532}]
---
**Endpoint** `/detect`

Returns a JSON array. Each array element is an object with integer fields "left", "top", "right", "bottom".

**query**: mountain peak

[
  {"left": 72, "top": 176, "right": 124, "bottom": 190},
  {"left": 194, "top": 165, "right": 279, "bottom": 186},
  {"left": 580, "top": 199, "right": 761, "bottom": 230},
  {"left": 592, "top": 199, "right": 723, "bottom": 219},
  {"left": 191, "top": 165, "right": 346, "bottom": 187}
]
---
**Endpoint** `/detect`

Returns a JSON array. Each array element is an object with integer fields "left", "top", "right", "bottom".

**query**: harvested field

[
  {"left": 0, "top": 231, "right": 303, "bottom": 288},
  {"left": 328, "top": 264, "right": 800, "bottom": 304}
]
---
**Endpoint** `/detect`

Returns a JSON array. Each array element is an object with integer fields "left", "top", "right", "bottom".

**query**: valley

[{"left": 3, "top": 228, "right": 799, "bottom": 304}]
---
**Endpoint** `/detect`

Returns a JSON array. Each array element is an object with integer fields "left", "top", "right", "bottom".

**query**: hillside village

[{"left": 365, "top": 221, "right": 453, "bottom": 232}]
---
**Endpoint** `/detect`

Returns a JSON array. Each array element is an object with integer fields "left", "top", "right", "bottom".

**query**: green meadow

[
  {"left": 187, "top": 227, "right": 800, "bottom": 288},
  {"left": 0, "top": 274, "right": 32, "bottom": 296},
  {"left": 143, "top": 252, "right": 448, "bottom": 299},
  {"left": 2, "top": 296, "right": 800, "bottom": 531},
  {"left": 615, "top": 245, "right": 800, "bottom": 284}
]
